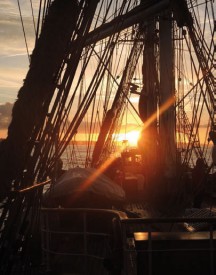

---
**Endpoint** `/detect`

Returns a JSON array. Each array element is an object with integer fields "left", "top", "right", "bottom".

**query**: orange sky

[{"left": 0, "top": 129, "right": 7, "bottom": 139}]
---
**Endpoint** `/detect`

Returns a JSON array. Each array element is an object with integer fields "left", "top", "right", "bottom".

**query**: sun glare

[{"left": 115, "top": 130, "right": 140, "bottom": 146}]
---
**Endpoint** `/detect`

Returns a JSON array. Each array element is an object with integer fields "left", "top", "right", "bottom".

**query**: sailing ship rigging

[{"left": 0, "top": 0, "right": 215, "bottom": 274}]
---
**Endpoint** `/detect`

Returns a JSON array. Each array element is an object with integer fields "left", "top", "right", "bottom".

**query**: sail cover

[{"left": 44, "top": 167, "right": 125, "bottom": 204}]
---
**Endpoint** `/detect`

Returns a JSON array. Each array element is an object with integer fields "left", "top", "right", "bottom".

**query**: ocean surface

[
  {"left": 61, "top": 144, "right": 215, "bottom": 171},
  {"left": 61, "top": 144, "right": 95, "bottom": 169}
]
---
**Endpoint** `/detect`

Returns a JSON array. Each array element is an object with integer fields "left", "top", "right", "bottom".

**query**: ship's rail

[
  {"left": 41, "top": 208, "right": 216, "bottom": 275},
  {"left": 121, "top": 216, "right": 216, "bottom": 275},
  {"left": 41, "top": 208, "right": 127, "bottom": 274}
]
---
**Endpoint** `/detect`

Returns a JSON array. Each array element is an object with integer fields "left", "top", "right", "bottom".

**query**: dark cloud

[{"left": 0, "top": 102, "right": 13, "bottom": 129}]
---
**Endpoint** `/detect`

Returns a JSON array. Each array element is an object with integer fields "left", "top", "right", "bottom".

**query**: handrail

[
  {"left": 41, "top": 207, "right": 126, "bottom": 273},
  {"left": 41, "top": 207, "right": 128, "bottom": 220},
  {"left": 121, "top": 216, "right": 216, "bottom": 224},
  {"left": 12, "top": 179, "right": 51, "bottom": 194},
  {"left": 121, "top": 216, "right": 216, "bottom": 275}
]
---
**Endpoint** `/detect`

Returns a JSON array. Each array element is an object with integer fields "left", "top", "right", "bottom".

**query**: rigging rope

[
  {"left": 17, "top": 0, "right": 30, "bottom": 62},
  {"left": 29, "top": 0, "right": 102, "bottom": 180},
  {"left": 30, "top": 0, "right": 36, "bottom": 35},
  {"left": 0, "top": 2, "right": 215, "bottom": 273},
  {"left": 45, "top": 1, "right": 133, "bottom": 170}
]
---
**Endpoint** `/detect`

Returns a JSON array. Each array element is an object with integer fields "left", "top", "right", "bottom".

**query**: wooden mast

[
  {"left": 138, "top": 2, "right": 176, "bottom": 185},
  {"left": 0, "top": 0, "right": 99, "bottom": 200},
  {"left": 137, "top": 3, "right": 176, "bottom": 207},
  {"left": 159, "top": 11, "right": 176, "bottom": 178},
  {"left": 138, "top": 19, "right": 160, "bottom": 184}
]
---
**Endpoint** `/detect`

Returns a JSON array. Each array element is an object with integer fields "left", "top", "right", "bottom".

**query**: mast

[
  {"left": 0, "top": 0, "right": 100, "bottom": 200},
  {"left": 138, "top": 5, "right": 176, "bottom": 185},
  {"left": 159, "top": 11, "right": 176, "bottom": 178},
  {"left": 138, "top": 19, "right": 160, "bottom": 183},
  {"left": 0, "top": 0, "right": 79, "bottom": 199}
]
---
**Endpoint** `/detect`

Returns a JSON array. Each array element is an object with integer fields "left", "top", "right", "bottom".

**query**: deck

[{"left": 41, "top": 207, "right": 216, "bottom": 275}]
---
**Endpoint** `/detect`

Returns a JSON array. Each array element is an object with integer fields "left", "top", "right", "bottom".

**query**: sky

[
  {"left": 0, "top": 0, "right": 213, "bottom": 146},
  {"left": 0, "top": 0, "right": 37, "bottom": 138},
  {"left": 0, "top": 0, "right": 142, "bottom": 141}
]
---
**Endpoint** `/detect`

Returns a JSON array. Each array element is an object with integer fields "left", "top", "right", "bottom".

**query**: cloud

[
  {"left": 0, "top": 64, "right": 27, "bottom": 105},
  {"left": 0, "top": 17, "right": 35, "bottom": 56},
  {"left": 0, "top": 1, "right": 36, "bottom": 105},
  {"left": 0, "top": 0, "right": 37, "bottom": 56},
  {"left": 0, "top": 66, "right": 26, "bottom": 86},
  {"left": 0, "top": 102, "right": 13, "bottom": 129}
]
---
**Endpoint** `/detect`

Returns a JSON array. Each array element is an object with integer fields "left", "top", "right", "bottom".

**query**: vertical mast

[
  {"left": 159, "top": 11, "right": 176, "bottom": 178},
  {"left": 138, "top": 20, "right": 160, "bottom": 183}
]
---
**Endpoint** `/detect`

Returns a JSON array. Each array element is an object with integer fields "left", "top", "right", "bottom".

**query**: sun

[{"left": 115, "top": 130, "right": 141, "bottom": 147}]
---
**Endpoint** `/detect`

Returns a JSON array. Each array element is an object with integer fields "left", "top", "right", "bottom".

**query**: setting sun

[{"left": 115, "top": 130, "right": 141, "bottom": 146}]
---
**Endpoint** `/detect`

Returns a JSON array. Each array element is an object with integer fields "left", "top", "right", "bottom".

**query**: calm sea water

[
  {"left": 61, "top": 144, "right": 94, "bottom": 169},
  {"left": 61, "top": 144, "right": 215, "bottom": 171}
]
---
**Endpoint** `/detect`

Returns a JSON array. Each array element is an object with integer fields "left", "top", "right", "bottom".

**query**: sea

[{"left": 61, "top": 144, "right": 215, "bottom": 171}]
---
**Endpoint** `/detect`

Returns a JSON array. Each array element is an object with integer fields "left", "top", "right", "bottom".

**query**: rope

[
  {"left": 30, "top": 0, "right": 100, "bottom": 179},
  {"left": 30, "top": 0, "right": 36, "bottom": 35},
  {"left": 35, "top": 0, "right": 43, "bottom": 42},
  {"left": 17, "top": 0, "right": 30, "bottom": 62}
]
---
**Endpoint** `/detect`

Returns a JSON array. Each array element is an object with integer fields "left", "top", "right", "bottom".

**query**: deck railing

[
  {"left": 41, "top": 208, "right": 216, "bottom": 275},
  {"left": 121, "top": 216, "right": 216, "bottom": 275},
  {"left": 41, "top": 208, "right": 127, "bottom": 274}
]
